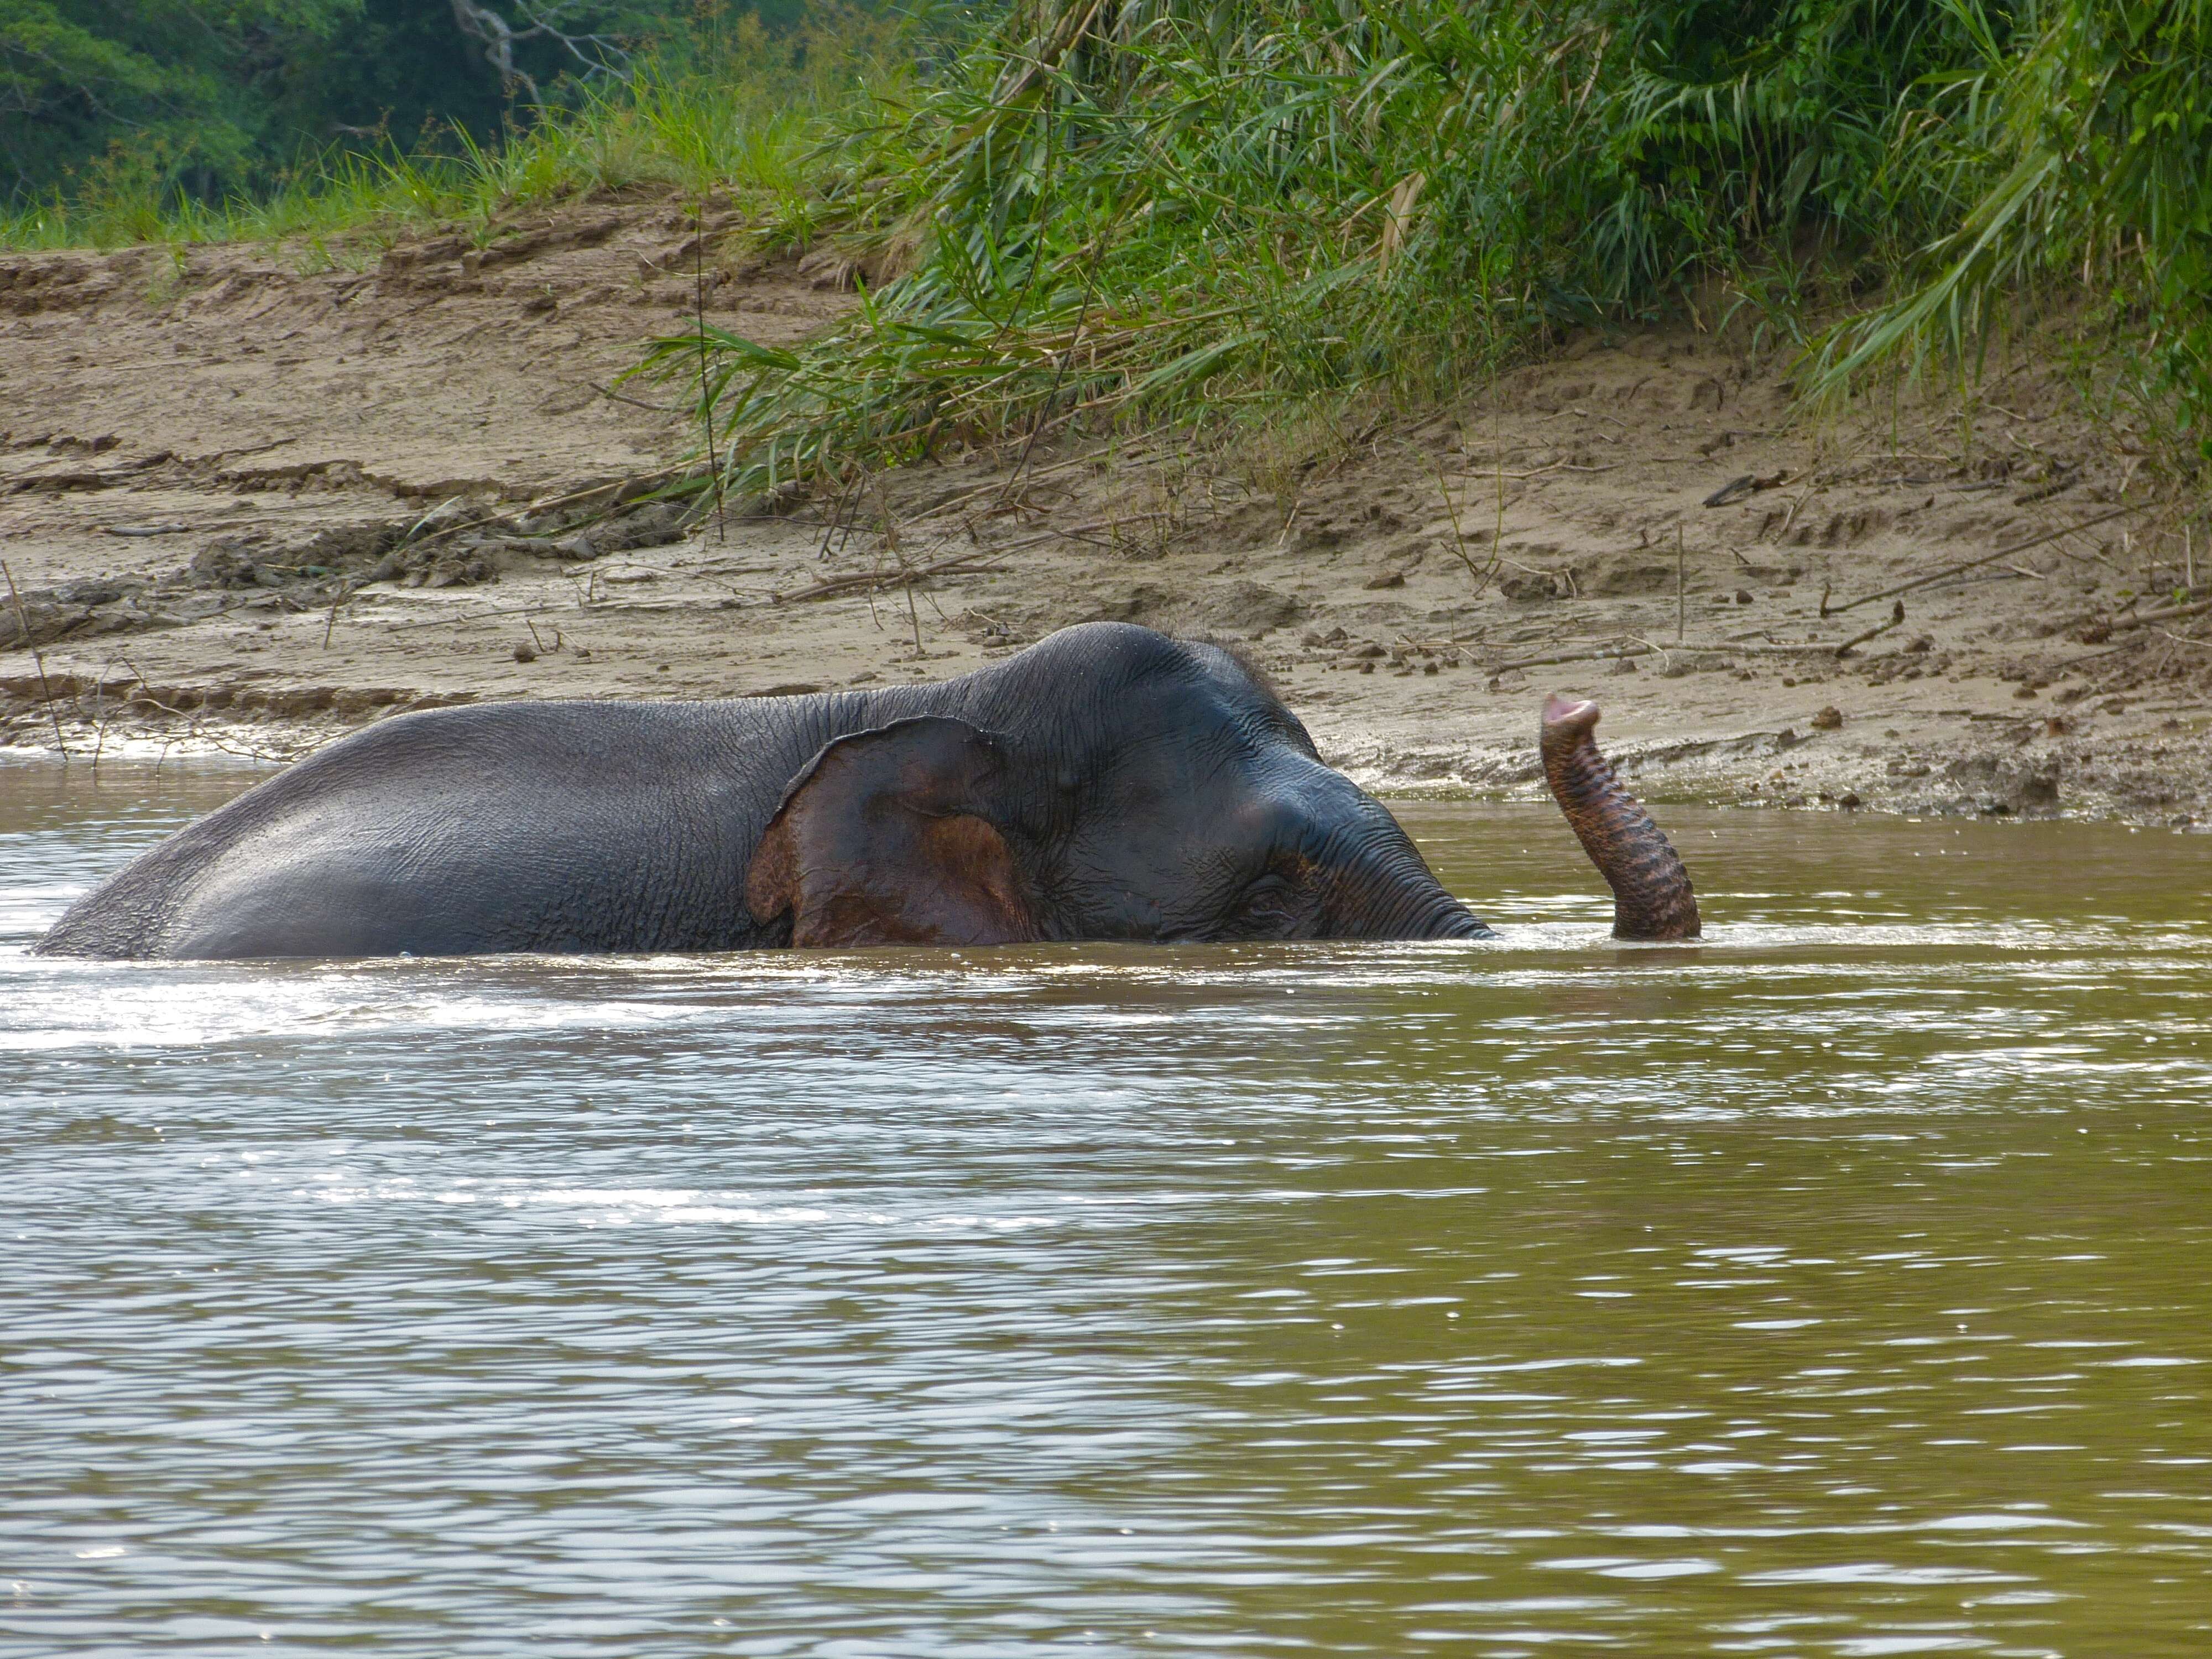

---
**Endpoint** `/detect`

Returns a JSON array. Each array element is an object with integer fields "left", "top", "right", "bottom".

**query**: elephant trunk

[{"left": 1540, "top": 695, "right": 1701, "bottom": 941}]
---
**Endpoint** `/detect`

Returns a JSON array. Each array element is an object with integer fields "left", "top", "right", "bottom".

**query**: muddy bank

[{"left": 3, "top": 204, "right": 2208, "bottom": 827}]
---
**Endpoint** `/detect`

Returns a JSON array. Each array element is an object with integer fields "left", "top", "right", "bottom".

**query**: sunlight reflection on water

[{"left": 3, "top": 761, "right": 2210, "bottom": 1657}]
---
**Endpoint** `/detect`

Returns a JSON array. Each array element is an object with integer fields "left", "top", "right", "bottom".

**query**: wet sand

[{"left": 3, "top": 203, "right": 2206, "bottom": 825}]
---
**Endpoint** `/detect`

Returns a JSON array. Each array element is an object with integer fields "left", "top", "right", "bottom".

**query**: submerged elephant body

[{"left": 38, "top": 623, "right": 1695, "bottom": 961}]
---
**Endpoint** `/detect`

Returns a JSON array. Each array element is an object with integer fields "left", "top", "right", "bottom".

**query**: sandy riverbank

[{"left": 4, "top": 202, "right": 2207, "bottom": 827}]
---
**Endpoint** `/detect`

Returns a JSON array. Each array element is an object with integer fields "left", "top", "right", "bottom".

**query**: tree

[
  {"left": 0, "top": 0, "right": 719, "bottom": 204},
  {"left": 1, "top": 1, "right": 345, "bottom": 198}
]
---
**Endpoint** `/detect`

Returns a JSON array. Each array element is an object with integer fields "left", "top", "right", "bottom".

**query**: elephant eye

[{"left": 1224, "top": 870, "right": 1302, "bottom": 937}]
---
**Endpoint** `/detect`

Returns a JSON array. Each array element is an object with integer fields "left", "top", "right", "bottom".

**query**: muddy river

[{"left": 3, "top": 761, "right": 2209, "bottom": 1656}]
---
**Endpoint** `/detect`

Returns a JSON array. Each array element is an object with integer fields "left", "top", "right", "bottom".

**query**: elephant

[{"left": 35, "top": 622, "right": 1698, "bottom": 960}]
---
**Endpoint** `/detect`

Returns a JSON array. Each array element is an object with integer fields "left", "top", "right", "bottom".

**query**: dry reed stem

[{"left": 2, "top": 558, "right": 69, "bottom": 757}]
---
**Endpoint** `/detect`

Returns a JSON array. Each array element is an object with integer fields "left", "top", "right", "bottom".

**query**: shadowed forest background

[
  {"left": 0, "top": 1, "right": 817, "bottom": 201},
  {"left": 5, "top": 1, "right": 2209, "bottom": 486}
]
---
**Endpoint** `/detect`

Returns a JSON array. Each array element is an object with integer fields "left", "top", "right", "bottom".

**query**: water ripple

[{"left": 2, "top": 767, "right": 2209, "bottom": 1656}]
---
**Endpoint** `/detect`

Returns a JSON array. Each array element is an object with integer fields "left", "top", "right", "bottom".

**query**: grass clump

[
  {"left": 11, "top": 1, "right": 2209, "bottom": 486},
  {"left": 1809, "top": 0, "right": 2212, "bottom": 461},
  {"left": 647, "top": 0, "right": 1986, "bottom": 497},
  {"left": 653, "top": 0, "right": 2212, "bottom": 500}
]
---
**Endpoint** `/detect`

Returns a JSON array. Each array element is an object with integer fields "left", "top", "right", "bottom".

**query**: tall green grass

[
  {"left": 1809, "top": 0, "right": 2212, "bottom": 457},
  {"left": 641, "top": 0, "right": 1983, "bottom": 497},
  {"left": 10, "top": 2, "right": 2208, "bottom": 480},
  {"left": 645, "top": 0, "right": 2212, "bottom": 498}
]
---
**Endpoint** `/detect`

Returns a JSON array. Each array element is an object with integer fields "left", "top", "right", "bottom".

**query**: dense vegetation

[
  {"left": 1, "top": 1, "right": 901, "bottom": 247},
  {"left": 0, "top": 0, "right": 811, "bottom": 209},
  {"left": 662, "top": 0, "right": 2212, "bottom": 495},
  {"left": 7, "top": 2, "right": 2209, "bottom": 484}
]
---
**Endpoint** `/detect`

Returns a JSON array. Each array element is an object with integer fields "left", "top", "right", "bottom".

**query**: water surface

[{"left": 4, "top": 761, "right": 2209, "bottom": 1656}]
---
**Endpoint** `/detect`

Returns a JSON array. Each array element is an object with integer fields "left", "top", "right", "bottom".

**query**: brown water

[{"left": 3, "top": 760, "right": 2210, "bottom": 1657}]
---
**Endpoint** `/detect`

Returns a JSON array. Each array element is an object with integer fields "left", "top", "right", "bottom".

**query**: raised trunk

[{"left": 1539, "top": 695, "right": 1702, "bottom": 941}]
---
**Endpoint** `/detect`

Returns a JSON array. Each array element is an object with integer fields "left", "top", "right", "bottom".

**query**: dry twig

[
  {"left": 2, "top": 558, "right": 68, "bottom": 755},
  {"left": 1829, "top": 504, "right": 2146, "bottom": 613}
]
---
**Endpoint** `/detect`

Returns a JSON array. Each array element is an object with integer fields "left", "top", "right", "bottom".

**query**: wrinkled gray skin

[{"left": 39, "top": 624, "right": 1489, "bottom": 959}]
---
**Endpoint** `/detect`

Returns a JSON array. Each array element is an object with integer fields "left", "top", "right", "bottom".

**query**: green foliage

[
  {"left": 1811, "top": 0, "right": 2212, "bottom": 462},
  {"left": 1, "top": 1, "right": 343, "bottom": 199},
  {"left": 9, "top": 1, "right": 2208, "bottom": 479},
  {"left": 0, "top": 0, "right": 825, "bottom": 209},
  {"left": 0, "top": 4, "right": 905, "bottom": 248},
  {"left": 642, "top": 0, "right": 2212, "bottom": 498},
  {"left": 647, "top": 0, "right": 2004, "bottom": 497}
]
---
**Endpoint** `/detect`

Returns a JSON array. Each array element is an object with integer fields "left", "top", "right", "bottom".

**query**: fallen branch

[
  {"left": 776, "top": 551, "right": 1010, "bottom": 603},
  {"left": 398, "top": 464, "right": 692, "bottom": 556},
  {"left": 584, "top": 380, "right": 680, "bottom": 413},
  {"left": 775, "top": 510, "right": 1177, "bottom": 604},
  {"left": 2069, "top": 587, "right": 2212, "bottom": 641},
  {"left": 2051, "top": 643, "right": 2134, "bottom": 669},
  {"left": 1702, "top": 470, "right": 1788, "bottom": 508},
  {"left": 7, "top": 453, "right": 169, "bottom": 494},
  {"left": 1485, "top": 633, "right": 1903, "bottom": 676},
  {"left": 375, "top": 598, "right": 651, "bottom": 631},
  {"left": 1509, "top": 460, "right": 1622, "bottom": 479},
  {"left": 1486, "top": 645, "right": 1648, "bottom": 674},
  {"left": 1712, "top": 641, "right": 1859, "bottom": 658},
  {"left": 900, "top": 442, "right": 1172, "bottom": 528},
  {"left": 1834, "top": 603, "right": 1907, "bottom": 658},
  {"left": 1826, "top": 504, "right": 2146, "bottom": 614},
  {"left": 2106, "top": 596, "right": 2212, "bottom": 634}
]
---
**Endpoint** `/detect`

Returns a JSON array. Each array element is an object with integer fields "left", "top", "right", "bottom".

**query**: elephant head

[{"left": 744, "top": 623, "right": 1699, "bottom": 947}]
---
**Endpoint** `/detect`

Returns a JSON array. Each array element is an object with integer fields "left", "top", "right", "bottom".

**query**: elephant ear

[{"left": 745, "top": 716, "right": 1041, "bottom": 948}]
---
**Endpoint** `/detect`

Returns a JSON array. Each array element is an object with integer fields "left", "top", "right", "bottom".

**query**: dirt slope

[{"left": 3, "top": 201, "right": 2207, "bottom": 828}]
